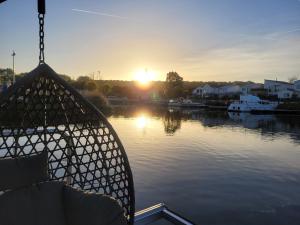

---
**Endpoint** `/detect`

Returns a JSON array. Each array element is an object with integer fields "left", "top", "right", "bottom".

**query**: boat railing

[{"left": 135, "top": 203, "right": 195, "bottom": 225}]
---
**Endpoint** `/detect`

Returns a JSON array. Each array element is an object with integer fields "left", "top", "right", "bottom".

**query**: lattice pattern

[{"left": 0, "top": 64, "right": 135, "bottom": 224}]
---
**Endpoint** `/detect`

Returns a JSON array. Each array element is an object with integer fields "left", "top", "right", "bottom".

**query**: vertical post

[{"left": 11, "top": 50, "right": 16, "bottom": 84}]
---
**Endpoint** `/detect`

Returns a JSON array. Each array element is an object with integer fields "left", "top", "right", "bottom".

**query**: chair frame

[{"left": 0, "top": 64, "right": 135, "bottom": 224}]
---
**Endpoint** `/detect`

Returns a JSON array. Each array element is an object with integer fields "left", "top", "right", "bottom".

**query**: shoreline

[{"left": 108, "top": 101, "right": 300, "bottom": 115}]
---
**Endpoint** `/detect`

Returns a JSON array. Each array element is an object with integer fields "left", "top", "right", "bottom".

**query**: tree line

[{"left": 1, "top": 68, "right": 253, "bottom": 100}]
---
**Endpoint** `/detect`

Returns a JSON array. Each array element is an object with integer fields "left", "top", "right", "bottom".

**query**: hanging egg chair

[
  {"left": 0, "top": 64, "right": 135, "bottom": 224},
  {"left": 0, "top": 0, "right": 134, "bottom": 224}
]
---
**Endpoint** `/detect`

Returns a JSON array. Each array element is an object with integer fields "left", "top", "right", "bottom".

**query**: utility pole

[{"left": 11, "top": 50, "right": 16, "bottom": 84}]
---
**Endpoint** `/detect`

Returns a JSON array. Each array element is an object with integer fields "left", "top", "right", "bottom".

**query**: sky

[{"left": 1, "top": 0, "right": 300, "bottom": 82}]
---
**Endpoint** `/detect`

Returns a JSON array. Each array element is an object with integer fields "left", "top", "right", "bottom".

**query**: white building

[
  {"left": 264, "top": 80, "right": 294, "bottom": 98},
  {"left": 218, "top": 85, "right": 241, "bottom": 95},
  {"left": 264, "top": 79, "right": 300, "bottom": 99},
  {"left": 192, "top": 84, "right": 218, "bottom": 97},
  {"left": 294, "top": 80, "right": 300, "bottom": 91},
  {"left": 193, "top": 80, "right": 300, "bottom": 99},
  {"left": 293, "top": 80, "right": 300, "bottom": 97},
  {"left": 193, "top": 84, "right": 240, "bottom": 97},
  {"left": 277, "top": 90, "right": 294, "bottom": 99}
]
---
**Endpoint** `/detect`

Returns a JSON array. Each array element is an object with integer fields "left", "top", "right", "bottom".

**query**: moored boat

[
  {"left": 228, "top": 95, "right": 278, "bottom": 112},
  {"left": 168, "top": 98, "right": 206, "bottom": 108}
]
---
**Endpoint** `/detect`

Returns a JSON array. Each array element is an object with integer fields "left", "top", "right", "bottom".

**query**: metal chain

[{"left": 38, "top": 13, "right": 45, "bottom": 64}]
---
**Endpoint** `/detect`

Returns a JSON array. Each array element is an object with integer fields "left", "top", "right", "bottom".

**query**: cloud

[
  {"left": 280, "top": 27, "right": 300, "bottom": 35},
  {"left": 263, "top": 27, "right": 300, "bottom": 40},
  {"left": 179, "top": 36, "right": 300, "bottom": 82},
  {"left": 71, "top": 9, "right": 128, "bottom": 19}
]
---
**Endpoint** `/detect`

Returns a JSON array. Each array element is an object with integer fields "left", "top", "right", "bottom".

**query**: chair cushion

[
  {"left": 0, "top": 181, "right": 66, "bottom": 225},
  {"left": 63, "top": 186, "right": 127, "bottom": 225},
  {"left": 0, "top": 150, "right": 49, "bottom": 191}
]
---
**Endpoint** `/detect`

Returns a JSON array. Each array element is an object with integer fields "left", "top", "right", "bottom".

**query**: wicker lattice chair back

[{"left": 0, "top": 64, "right": 135, "bottom": 224}]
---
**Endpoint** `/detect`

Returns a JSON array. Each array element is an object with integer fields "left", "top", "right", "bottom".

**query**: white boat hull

[
  {"left": 228, "top": 102, "right": 277, "bottom": 112},
  {"left": 228, "top": 95, "right": 278, "bottom": 112}
]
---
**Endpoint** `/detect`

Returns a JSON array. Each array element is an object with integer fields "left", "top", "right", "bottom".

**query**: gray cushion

[
  {"left": 0, "top": 181, "right": 66, "bottom": 225},
  {"left": 0, "top": 151, "right": 49, "bottom": 191},
  {"left": 63, "top": 186, "right": 127, "bottom": 225}
]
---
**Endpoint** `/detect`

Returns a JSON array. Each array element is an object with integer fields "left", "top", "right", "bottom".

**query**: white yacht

[{"left": 228, "top": 95, "right": 278, "bottom": 112}]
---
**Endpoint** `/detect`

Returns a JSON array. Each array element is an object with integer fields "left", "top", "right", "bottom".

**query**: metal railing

[{"left": 135, "top": 203, "right": 195, "bottom": 225}]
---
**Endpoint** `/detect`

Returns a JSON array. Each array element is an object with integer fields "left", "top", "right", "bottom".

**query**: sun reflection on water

[{"left": 136, "top": 114, "right": 149, "bottom": 129}]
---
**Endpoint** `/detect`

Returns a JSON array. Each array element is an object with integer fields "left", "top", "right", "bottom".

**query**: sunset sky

[{"left": 1, "top": 0, "right": 300, "bottom": 82}]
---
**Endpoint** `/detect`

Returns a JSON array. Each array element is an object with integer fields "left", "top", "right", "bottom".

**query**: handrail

[{"left": 135, "top": 203, "right": 195, "bottom": 225}]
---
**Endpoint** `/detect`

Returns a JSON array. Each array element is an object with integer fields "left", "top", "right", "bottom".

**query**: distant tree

[
  {"left": 101, "top": 84, "right": 111, "bottom": 96},
  {"left": 73, "top": 76, "right": 92, "bottom": 90},
  {"left": 59, "top": 74, "right": 72, "bottom": 82},
  {"left": 165, "top": 71, "right": 184, "bottom": 98},
  {"left": 288, "top": 76, "right": 298, "bottom": 83},
  {"left": 77, "top": 76, "right": 91, "bottom": 83},
  {"left": 85, "top": 81, "right": 97, "bottom": 91},
  {"left": 0, "top": 68, "right": 13, "bottom": 84},
  {"left": 166, "top": 71, "right": 183, "bottom": 83},
  {"left": 111, "top": 85, "right": 123, "bottom": 96},
  {"left": 0, "top": 68, "right": 13, "bottom": 75},
  {"left": 15, "top": 73, "right": 26, "bottom": 82}
]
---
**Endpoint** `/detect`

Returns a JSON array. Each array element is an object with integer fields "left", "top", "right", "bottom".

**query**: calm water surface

[{"left": 108, "top": 107, "right": 300, "bottom": 225}]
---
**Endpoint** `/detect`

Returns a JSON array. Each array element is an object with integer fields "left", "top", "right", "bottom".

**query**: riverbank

[{"left": 107, "top": 99, "right": 300, "bottom": 115}]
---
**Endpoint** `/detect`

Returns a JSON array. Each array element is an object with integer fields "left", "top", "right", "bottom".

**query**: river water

[{"left": 108, "top": 106, "right": 300, "bottom": 225}]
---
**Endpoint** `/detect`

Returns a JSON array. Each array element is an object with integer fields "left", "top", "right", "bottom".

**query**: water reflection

[
  {"left": 163, "top": 110, "right": 181, "bottom": 135},
  {"left": 228, "top": 112, "right": 276, "bottom": 129},
  {"left": 108, "top": 106, "right": 300, "bottom": 225},
  {"left": 136, "top": 114, "right": 150, "bottom": 129},
  {"left": 110, "top": 106, "right": 300, "bottom": 144}
]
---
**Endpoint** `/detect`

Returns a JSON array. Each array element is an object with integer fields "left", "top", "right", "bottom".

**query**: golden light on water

[{"left": 136, "top": 114, "right": 149, "bottom": 129}]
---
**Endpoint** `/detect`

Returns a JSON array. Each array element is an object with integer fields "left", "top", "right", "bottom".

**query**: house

[
  {"left": 293, "top": 80, "right": 300, "bottom": 97},
  {"left": 192, "top": 84, "right": 218, "bottom": 97},
  {"left": 218, "top": 85, "right": 241, "bottom": 95},
  {"left": 277, "top": 90, "right": 294, "bottom": 99},
  {"left": 193, "top": 84, "right": 240, "bottom": 97},
  {"left": 264, "top": 79, "right": 300, "bottom": 99},
  {"left": 264, "top": 80, "right": 294, "bottom": 98},
  {"left": 294, "top": 80, "right": 300, "bottom": 91},
  {"left": 241, "top": 83, "right": 263, "bottom": 95}
]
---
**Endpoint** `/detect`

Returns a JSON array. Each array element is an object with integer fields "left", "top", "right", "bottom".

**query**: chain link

[{"left": 39, "top": 13, "right": 45, "bottom": 64}]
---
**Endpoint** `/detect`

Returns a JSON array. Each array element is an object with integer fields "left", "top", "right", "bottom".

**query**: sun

[
  {"left": 136, "top": 73, "right": 149, "bottom": 84},
  {"left": 134, "top": 69, "right": 156, "bottom": 87}
]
